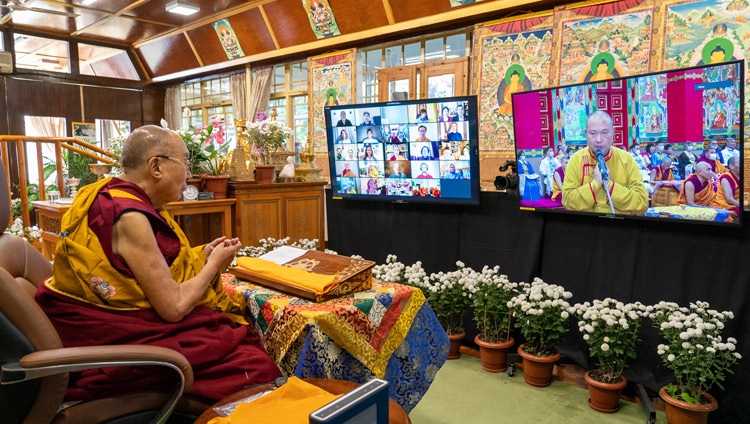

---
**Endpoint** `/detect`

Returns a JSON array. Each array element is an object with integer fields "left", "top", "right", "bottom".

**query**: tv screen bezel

[
  {"left": 325, "top": 95, "right": 481, "bottom": 206},
  {"left": 510, "top": 60, "right": 744, "bottom": 227}
]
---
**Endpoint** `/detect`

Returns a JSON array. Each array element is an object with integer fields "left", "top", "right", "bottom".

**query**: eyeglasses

[
  {"left": 152, "top": 155, "right": 192, "bottom": 171},
  {"left": 586, "top": 130, "right": 612, "bottom": 138}
]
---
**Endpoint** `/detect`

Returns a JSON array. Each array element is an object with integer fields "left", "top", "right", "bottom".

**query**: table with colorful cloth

[{"left": 221, "top": 274, "right": 449, "bottom": 412}]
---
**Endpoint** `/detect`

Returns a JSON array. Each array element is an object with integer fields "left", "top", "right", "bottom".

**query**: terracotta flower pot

[
  {"left": 474, "top": 335, "right": 514, "bottom": 372},
  {"left": 202, "top": 174, "right": 230, "bottom": 199},
  {"left": 584, "top": 370, "right": 627, "bottom": 413},
  {"left": 255, "top": 164, "right": 277, "bottom": 184},
  {"left": 446, "top": 332, "right": 464, "bottom": 360},
  {"left": 517, "top": 344, "right": 560, "bottom": 387},
  {"left": 659, "top": 387, "right": 718, "bottom": 424}
]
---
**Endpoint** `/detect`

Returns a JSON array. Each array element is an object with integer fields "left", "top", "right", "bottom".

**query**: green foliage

[
  {"left": 509, "top": 278, "right": 573, "bottom": 357},
  {"left": 650, "top": 301, "right": 742, "bottom": 405},
  {"left": 422, "top": 262, "right": 472, "bottom": 335},
  {"left": 572, "top": 299, "right": 646, "bottom": 383},
  {"left": 469, "top": 266, "right": 517, "bottom": 344},
  {"left": 177, "top": 117, "right": 229, "bottom": 176}
]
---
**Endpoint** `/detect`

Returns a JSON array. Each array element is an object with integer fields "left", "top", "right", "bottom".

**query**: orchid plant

[
  {"left": 176, "top": 116, "right": 229, "bottom": 176},
  {"left": 649, "top": 300, "right": 742, "bottom": 405},
  {"left": 246, "top": 120, "right": 292, "bottom": 165}
]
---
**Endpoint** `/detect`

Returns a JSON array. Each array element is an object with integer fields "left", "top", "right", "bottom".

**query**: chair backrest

[{"left": 0, "top": 157, "right": 65, "bottom": 424}]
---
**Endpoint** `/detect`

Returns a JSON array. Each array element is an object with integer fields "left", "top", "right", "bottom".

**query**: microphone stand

[{"left": 602, "top": 176, "right": 616, "bottom": 215}]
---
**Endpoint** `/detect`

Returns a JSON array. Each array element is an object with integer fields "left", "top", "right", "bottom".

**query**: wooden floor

[{"left": 459, "top": 346, "right": 666, "bottom": 411}]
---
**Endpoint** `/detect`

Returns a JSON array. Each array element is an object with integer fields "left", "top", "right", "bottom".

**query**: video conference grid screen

[{"left": 326, "top": 96, "right": 479, "bottom": 205}]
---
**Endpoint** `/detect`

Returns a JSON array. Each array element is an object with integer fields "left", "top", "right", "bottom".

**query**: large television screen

[
  {"left": 325, "top": 96, "right": 480, "bottom": 205},
  {"left": 511, "top": 60, "right": 744, "bottom": 226}
]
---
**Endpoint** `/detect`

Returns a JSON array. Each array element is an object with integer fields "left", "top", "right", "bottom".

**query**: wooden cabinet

[{"left": 229, "top": 181, "right": 326, "bottom": 249}]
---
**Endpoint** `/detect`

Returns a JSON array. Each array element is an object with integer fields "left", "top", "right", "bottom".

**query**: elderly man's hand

[{"left": 205, "top": 237, "right": 242, "bottom": 270}]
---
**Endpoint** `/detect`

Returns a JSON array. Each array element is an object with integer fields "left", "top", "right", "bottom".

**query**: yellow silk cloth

[
  {"left": 235, "top": 256, "right": 338, "bottom": 294},
  {"left": 223, "top": 275, "right": 425, "bottom": 378},
  {"left": 207, "top": 377, "right": 340, "bottom": 424}
]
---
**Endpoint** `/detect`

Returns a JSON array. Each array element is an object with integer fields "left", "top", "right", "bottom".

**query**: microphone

[{"left": 595, "top": 149, "right": 609, "bottom": 181}]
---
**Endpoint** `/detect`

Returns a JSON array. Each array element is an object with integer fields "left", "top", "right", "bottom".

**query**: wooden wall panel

[
  {"left": 263, "top": 0, "right": 317, "bottom": 48},
  {"left": 0, "top": 79, "right": 7, "bottom": 136},
  {"left": 137, "top": 35, "right": 201, "bottom": 78},
  {"left": 389, "top": 0, "right": 452, "bottom": 23},
  {"left": 5, "top": 79, "right": 80, "bottom": 134},
  {"left": 140, "top": 88, "right": 166, "bottom": 127},
  {"left": 328, "top": 0, "right": 390, "bottom": 33},
  {"left": 82, "top": 86, "right": 143, "bottom": 122},
  {"left": 187, "top": 25, "right": 230, "bottom": 66},
  {"left": 226, "top": 9, "right": 277, "bottom": 55}
]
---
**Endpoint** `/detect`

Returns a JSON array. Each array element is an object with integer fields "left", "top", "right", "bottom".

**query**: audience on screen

[{"left": 678, "top": 161, "right": 716, "bottom": 207}]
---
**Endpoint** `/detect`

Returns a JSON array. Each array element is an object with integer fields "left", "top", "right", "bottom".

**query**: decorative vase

[
  {"left": 584, "top": 370, "right": 627, "bottom": 413},
  {"left": 255, "top": 164, "right": 277, "bottom": 184},
  {"left": 517, "top": 344, "right": 560, "bottom": 387},
  {"left": 659, "top": 387, "right": 718, "bottom": 424},
  {"left": 446, "top": 332, "right": 464, "bottom": 360},
  {"left": 202, "top": 174, "right": 230, "bottom": 199},
  {"left": 474, "top": 335, "right": 514, "bottom": 373}
]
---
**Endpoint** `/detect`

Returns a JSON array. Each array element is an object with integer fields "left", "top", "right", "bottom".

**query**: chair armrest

[{"left": 2, "top": 345, "right": 193, "bottom": 424}]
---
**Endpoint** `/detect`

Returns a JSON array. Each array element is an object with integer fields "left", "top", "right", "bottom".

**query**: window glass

[
  {"left": 78, "top": 43, "right": 139, "bottom": 80},
  {"left": 424, "top": 38, "right": 444, "bottom": 62},
  {"left": 445, "top": 34, "right": 466, "bottom": 59},
  {"left": 385, "top": 47, "right": 403, "bottom": 68},
  {"left": 14, "top": 34, "right": 70, "bottom": 73},
  {"left": 404, "top": 43, "right": 421, "bottom": 66}
]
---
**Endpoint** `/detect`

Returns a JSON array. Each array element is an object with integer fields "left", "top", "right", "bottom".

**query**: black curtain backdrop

[{"left": 326, "top": 190, "right": 750, "bottom": 423}]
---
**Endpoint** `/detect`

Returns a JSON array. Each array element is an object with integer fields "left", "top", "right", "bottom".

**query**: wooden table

[
  {"left": 31, "top": 198, "right": 236, "bottom": 259},
  {"left": 194, "top": 378, "right": 411, "bottom": 424}
]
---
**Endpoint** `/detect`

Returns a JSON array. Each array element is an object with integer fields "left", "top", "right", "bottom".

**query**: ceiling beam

[{"left": 258, "top": 4, "right": 280, "bottom": 50}]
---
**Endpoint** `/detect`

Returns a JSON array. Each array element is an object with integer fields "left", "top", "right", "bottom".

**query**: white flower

[
  {"left": 667, "top": 354, "right": 675, "bottom": 361},
  {"left": 601, "top": 343, "right": 610, "bottom": 352},
  {"left": 160, "top": 118, "right": 169, "bottom": 129}
]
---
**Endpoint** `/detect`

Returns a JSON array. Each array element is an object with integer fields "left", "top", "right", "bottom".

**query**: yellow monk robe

[
  {"left": 208, "top": 377, "right": 340, "bottom": 424},
  {"left": 711, "top": 171, "right": 740, "bottom": 211},
  {"left": 562, "top": 146, "right": 648, "bottom": 214},
  {"left": 235, "top": 256, "right": 338, "bottom": 294},
  {"left": 43, "top": 177, "right": 244, "bottom": 321},
  {"left": 677, "top": 174, "right": 716, "bottom": 206}
]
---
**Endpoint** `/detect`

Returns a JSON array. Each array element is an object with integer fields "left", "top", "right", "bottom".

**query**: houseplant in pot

[
  {"left": 508, "top": 277, "right": 572, "bottom": 387},
  {"left": 246, "top": 119, "right": 292, "bottom": 183},
  {"left": 199, "top": 117, "right": 231, "bottom": 198},
  {"left": 176, "top": 122, "right": 212, "bottom": 190},
  {"left": 649, "top": 300, "right": 742, "bottom": 424},
  {"left": 572, "top": 298, "right": 646, "bottom": 413},
  {"left": 423, "top": 261, "right": 472, "bottom": 359},
  {"left": 469, "top": 265, "right": 518, "bottom": 372}
]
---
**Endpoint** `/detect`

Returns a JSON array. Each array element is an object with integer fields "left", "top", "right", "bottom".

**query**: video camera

[{"left": 494, "top": 160, "right": 519, "bottom": 191}]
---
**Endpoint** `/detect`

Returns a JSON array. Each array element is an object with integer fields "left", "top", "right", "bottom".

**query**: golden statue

[{"left": 227, "top": 118, "right": 254, "bottom": 181}]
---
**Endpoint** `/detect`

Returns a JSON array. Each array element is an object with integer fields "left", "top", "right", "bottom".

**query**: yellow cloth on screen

[
  {"left": 207, "top": 377, "right": 340, "bottom": 424},
  {"left": 235, "top": 257, "right": 338, "bottom": 294}
]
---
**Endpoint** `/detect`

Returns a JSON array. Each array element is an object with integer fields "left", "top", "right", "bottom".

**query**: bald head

[
  {"left": 695, "top": 161, "right": 711, "bottom": 173},
  {"left": 728, "top": 156, "right": 740, "bottom": 167},
  {"left": 121, "top": 125, "right": 180, "bottom": 171}
]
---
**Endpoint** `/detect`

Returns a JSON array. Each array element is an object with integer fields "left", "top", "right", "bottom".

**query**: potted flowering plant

[
  {"left": 571, "top": 298, "right": 646, "bottom": 413},
  {"left": 177, "top": 116, "right": 230, "bottom": 197},
  {"left": 468, "top": 265, "right": 518, "bottom": 372},
  {"left": 423, "top": 261, "right": 472, "bottom": 358},
  {"left": 246, "top": 120, "right": 292, "bottom": 183},
  {"left": 508, "top": 277, "right": 572, "bottom": 387},
  {"left": 649, "top": 300, "right": 742, "bottom": 423},
  {"left": 372, "top": 254, "right": 430, "bottom": 289}
]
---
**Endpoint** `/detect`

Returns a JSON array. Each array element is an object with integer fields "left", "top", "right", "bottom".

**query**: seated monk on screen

[
  {"left": 711, "top": 156, "right": 741, "bottom": 215},
  {"left": 677, "top": 162, "right": 716, "bottom": 207},
  {"left": 650, "top": 157, "right": 675, "bottom": 183},
  {"left": 35, "top": 125, "right": 282, "bottom": 402},
  {"left": 696, "top": 146, "right": 726, "bottom": 175},
  {"left": 551, "top": 155, "right": 568, "bottom": 203}
]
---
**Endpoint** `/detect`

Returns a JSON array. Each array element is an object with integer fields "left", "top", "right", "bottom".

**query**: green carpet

[{"left": 409, "top": 354, "right": 667, "bottom": 423}]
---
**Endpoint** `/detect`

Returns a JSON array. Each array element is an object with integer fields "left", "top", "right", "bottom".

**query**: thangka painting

[
  {"left": 213, "top": 19, "right": 244, "bottom": 59},
  {"left": 635, "top": 73, "right": 668, "bottom": 140},
  {"left": 552, "top": 85, "right": 596, "bottom": 146},
  {"left": 309, "top": 49, "right": 355, "bottom": 151},
  {"left": 552, "top": 2, "right": 655, "bottom": 86},
  {"left": 473, "top": 13, "right": 554, "bottom": 153},
  {"left": 703, "top": 62, "right": 742, "bottom": 137},
  {"left": 303, "top": 0, "right": 341, "bottom": 39}
]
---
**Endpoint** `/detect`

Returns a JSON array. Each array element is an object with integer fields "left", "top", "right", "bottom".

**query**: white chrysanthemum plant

[
  {"left": 649, "top": 300, "right": 742, "bottom": 405},
  {"left": 508, "top": 277, "right": 573, "bottom": 357},
  {"left": 246, "top": 120, "right": 292, "bottom": 165},
  {"left": 371, "top": 255, "right": 430, "bottom": 289},
  {"left": 236, "top": 237, "right": 321, "bottom": 258},
  {"left": 421, "top": 261, "right": 473, "bottom": 336},
  {"left": 467, "top": 266, "right": 519, "bottom": 344},
  {"left": 6, "top": 217, "right": 43, "bottom": 244},
  {"left": 571, "top": 298, "right": 647, "bottom": 384}
]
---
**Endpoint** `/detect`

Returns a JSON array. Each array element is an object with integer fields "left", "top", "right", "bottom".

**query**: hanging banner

[
  {"left": 213, "top": 19, "right": 245, "bottom": 59},
  {"left": 303, "top": 0, "right": 341, "bottom": 39}
]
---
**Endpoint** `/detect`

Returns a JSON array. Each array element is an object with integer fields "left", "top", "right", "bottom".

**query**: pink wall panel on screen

[
  {"left": 667, "top": 70, "right": 703, "bottom": 142},
  {"left": 512, "top": 91, "right": 542, "bottom": 149}
]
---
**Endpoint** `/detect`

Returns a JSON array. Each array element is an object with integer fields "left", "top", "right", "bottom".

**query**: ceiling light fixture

[{"left": 166, "top": 1, "right": 199, "bottom": 16}]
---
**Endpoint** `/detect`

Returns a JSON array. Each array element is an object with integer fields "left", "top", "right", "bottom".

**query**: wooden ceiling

[{"left": 0, "top": 0, "right": 548, "bottom": 84}]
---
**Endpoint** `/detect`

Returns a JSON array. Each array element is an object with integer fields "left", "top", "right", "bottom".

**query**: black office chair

[{"left": 0, "top": 158, "right": 210, "bottom": 423}]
